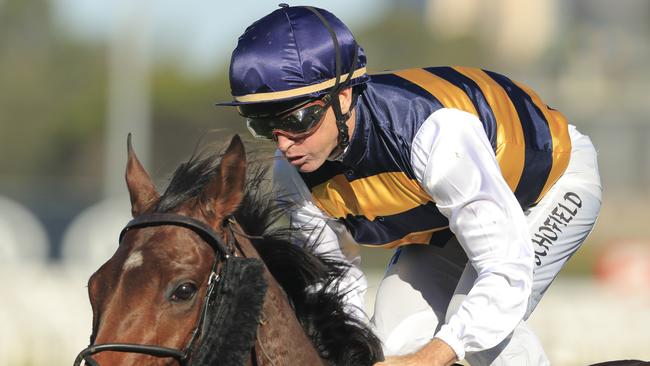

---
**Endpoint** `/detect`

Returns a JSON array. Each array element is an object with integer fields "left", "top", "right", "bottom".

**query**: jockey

[{"left": 218, "top": 5, "right": 602, "bottom": 366}]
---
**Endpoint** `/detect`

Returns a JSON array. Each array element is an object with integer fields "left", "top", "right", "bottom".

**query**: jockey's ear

[
  {"left": 338, "top": 87, "right": 354, "bottom": 114},
  {"left": 200, "top": 135, "right": 247, "bottom": 228},
  {"left": 125, "top": 134, "right": 160, "bottom": 217}
]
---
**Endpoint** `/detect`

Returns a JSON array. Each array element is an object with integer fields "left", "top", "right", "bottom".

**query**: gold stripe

[
  {"left": 513, "top": 80, "right": 572, "bottom": 202},
  {"left": 453, "top": 67, "right": 526, "bottom": 191},
  {"left": 359, "top": 226, "right": 450, "bottom": 249},
  {"left": 393, "top": 68, "right": 478, "bottom": 115},
  {"left": 311, "top": 172, "right": 432, "bottom": 220},
  {"left": 233, "top": 67, "right": 367, "bottom": 103}
]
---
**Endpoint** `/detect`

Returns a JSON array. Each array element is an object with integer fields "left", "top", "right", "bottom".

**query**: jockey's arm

[
  {"left": 410, "top": 109, "right": 534, "bottom": 360},
  {"left": 272, "top": 151, "right": 369, "bottom": 321}
]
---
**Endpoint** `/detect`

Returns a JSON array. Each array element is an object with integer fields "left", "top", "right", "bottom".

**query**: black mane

[{"left": 157, "top": 146, "right": 384, "bottom": 366}]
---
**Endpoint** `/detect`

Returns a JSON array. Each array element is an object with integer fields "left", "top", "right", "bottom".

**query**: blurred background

[{"left": 1, "top": 0, "right": 649, "bottom": 365}]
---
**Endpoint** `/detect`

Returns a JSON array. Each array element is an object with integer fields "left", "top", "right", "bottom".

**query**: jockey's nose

[{"left": 275, "top": 134, "right": 295, "bottom": 154}]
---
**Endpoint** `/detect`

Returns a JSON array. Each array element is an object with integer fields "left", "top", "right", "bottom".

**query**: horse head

[
  {"left": 74, "top": 134, "right": 383, "bottom": 366},
  {"left": 79, "top": 135, "right": 249, "bottom": 366}
]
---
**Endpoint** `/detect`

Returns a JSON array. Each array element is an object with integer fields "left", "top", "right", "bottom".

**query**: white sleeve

[
  {"left": 272, "top": 151, "right": 368, "bottom": 321},
  {"left": 410, "top": 109, "right": 534, "bottom": 359}
]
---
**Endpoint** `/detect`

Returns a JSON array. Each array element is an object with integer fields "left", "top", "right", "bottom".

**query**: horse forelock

[{"left": 155, "top": 150, "right": 221, "bottom": 214}]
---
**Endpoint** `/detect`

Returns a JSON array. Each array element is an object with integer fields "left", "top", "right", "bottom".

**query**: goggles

[{"left": 240, "top": 94, "right": 333, "bottom": 141}]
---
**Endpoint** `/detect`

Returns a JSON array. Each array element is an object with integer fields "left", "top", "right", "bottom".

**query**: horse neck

[{"left": 230, "top": 225, "right": 326, "bottom": 366}]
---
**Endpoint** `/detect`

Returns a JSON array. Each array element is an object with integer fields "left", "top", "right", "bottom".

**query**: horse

[{"left": 73, "top": 135, "right": 384, "bottom": 366}]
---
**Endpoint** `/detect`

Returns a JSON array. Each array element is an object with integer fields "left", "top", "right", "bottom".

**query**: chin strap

[
  {"left": 327, "top": 44, "right": 359, "bottom": 160},
  {"left": 328, "top": 93, "right": 355, "bottom": 160}
]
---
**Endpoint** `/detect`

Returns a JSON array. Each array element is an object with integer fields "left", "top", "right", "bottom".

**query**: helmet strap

[
  {"left": 303, "top": 6, "right": 361, "bottom": 161},
  {"left": 328, "top": 97, "right": 352, "bottom": 160},
  {"left": 327, "top": 45, "right": 359, "bottom": 160}
]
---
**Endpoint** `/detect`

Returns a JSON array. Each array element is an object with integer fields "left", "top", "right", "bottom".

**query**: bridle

[{"left": 73, "top": 212, "right": 241, "bottom": 366}]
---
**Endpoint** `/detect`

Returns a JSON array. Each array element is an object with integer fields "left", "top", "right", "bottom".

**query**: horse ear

[
  {"left": 201, "top": 135, "right": 247, "bottom": 226},
  {"left": 125, "top": 134, "right": 160, "bottom": 217}
]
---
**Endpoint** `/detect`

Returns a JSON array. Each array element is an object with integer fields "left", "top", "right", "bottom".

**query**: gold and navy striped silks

[{"left": 299, "top": 67, "right": 572, "bottom": 248}]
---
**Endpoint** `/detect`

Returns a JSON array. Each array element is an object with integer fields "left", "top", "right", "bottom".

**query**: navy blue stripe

[
  {"left": 484, "top": 70, "right": 553, "bottom": 208},
  {"left": 357, "top": 73, "right": 445, "bottom": 181},
  {"left": 424, "top": 67, "right": 498, "bottom": 150},
  {"left": 300, "top": 160, "right": 347, "bottom": 189},
  {"left": 343, "top": 202, "right": 448, "bottom": 246},
  {"left": 371, "top": 73, "right": 445, "bottom": 109},
  {"left": 429, "top": 229, "right": 454, "bottom": 248}
]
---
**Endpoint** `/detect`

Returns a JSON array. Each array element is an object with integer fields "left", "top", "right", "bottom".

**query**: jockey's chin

[
  {"left": 283, "top": 151, "right": 328, "bottom": 173},
  {"left": 295, "top": 158, "right": 325, "bottom": 173}
]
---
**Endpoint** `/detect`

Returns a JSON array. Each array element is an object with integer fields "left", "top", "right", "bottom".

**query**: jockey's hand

[{"left": 373, "top": 338, "right": 458, "bottom": 366}]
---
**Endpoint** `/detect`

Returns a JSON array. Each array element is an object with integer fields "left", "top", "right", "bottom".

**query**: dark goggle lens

[{"left": 245, "top": 104, "right": 328, "bottom": 140}]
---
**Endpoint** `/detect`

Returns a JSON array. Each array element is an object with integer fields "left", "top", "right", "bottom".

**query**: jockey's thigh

[
  {"left": 524, "top": 125, "right": 602, "bottom": 316},
  {"left": 371, "top": 240, "right": 467, "bottom": 356}
]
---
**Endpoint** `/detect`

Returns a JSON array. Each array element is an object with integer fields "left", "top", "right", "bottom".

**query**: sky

[{"left": 51, "top": 0, "right": 390, "bottom": 75}]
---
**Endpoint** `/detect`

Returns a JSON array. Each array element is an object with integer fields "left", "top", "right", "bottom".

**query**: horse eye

[{"left": 170, "top": 283, "right": 197, "bottom": 302}]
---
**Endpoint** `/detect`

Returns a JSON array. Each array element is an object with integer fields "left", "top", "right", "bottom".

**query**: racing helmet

[{"left": 218, "top": 4, "right": 369, "bottom": 106}]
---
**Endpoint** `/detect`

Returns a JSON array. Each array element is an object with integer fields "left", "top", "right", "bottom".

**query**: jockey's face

[{"left": 275, "top": 88, "right": 355, "bottom": 173}]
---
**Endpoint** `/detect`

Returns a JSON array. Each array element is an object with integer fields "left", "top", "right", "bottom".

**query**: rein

[{"left": 73, "top": 212, "right": 265, "bottom": 366}]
